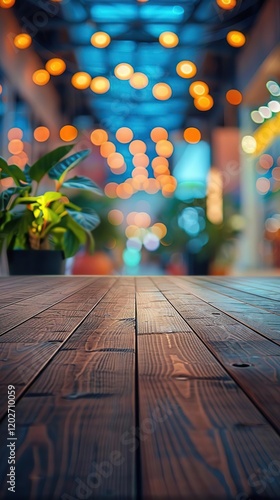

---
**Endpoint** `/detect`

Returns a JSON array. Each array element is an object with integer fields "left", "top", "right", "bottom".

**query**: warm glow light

[
  {"left": 132, "top": 154, "right": 149, "bottom": 168},
  {"left": 226, "top": 89, "right": 242, "bottom": 105},
  {"left": 152, "top": 156, "right": 169, "bottom": 169},
  {"left": 155, "top": 140, "right": 174, "bottom": 157},
  {"left": 0, "top": 0, "right": 15, "bottom": 8},
  {"left": 194, "top": 95, "right": 214, "bottom": 111},
  {"left": 108, "top": 209, "right": 124, "bottom": 226},
  {"left": 256, "top": 177, "right": 270, "bottom": 194},
  {"left": 90, "top": 76, "right": 110, "bottom": 94},
  {"left": 107, "top": 152, "right": 125, "bottom": 169},
  {"left": 207, "top": 169, "right": 223, "bottom": 224},
  {"left": 184, "top": 127, "right": 201, "bottom": 144},
  {"left": 226, "top": 31, "right": 246, "bottom": 47},
  {"left": 34, "top": 126, "right": 50, "bottom": 142},
  {"left": 90, "top": 31, "right": 111, "bottom": 48},
  {"left": 116, "top": 127, "right": 134, "bottom": 143},
  {"left": 241, "top": 135, "right": 257, "bottom": 154},
  {"left": 159, "top": 31, "right": 179, "bottom": 48},
  {"left": 104, "top": 182, "right": 118, "bottom": 198},
  {"left": 134, "top": 212, "right": 151, "bottom": 228},
  {"left": 154, "top": 164, "right": 170, "bottom": 176},
  {"left": 60, "top": 125, "right": 78, "bottom": 142},
  {"left": 152, "top": 83, "right": 172, "bottom": 101},
  {"left": 90, "top": 129, "right": 108, "bottom": 146},
  {"left": 7, "top": 128, "right": 23, "bottom": 141},
  {"left": 116, "top": 183, "right": 134, "bottom": 199},
  {"left": 114, "top": 63, "right": 134, "bottom": 80},
  {"left": 259, "top": 154, "right": 273, "bottom": 170},
  {"left": 45, "top": 58, "right": 66, "bottom": 76},
  {"left": 8, "top": 139, "right": 24, "bottom": 155},
  {"left": 176, "top": 61, "right": 197, "bottom": 78},
  {"left": 129, "top": 140, "right": 147, "bottom": 155},
  {"left": 216, "top": 0, "right": 236, "bottom": 9},
  {"left": 129, "top": 72, "right": 149, "bottom": 89},
  {"left": 32, "top": 69, "right": 50, "bottom": 86},
  {"left": 13, "top": 33, "right": 32, "bottom": 49},
  {"left": 71, "top": 72, "right": 91, "bottom": 89},
  {"left": 151, "top": 223, "right": 167, "bottom": 239},
  {"left": 189, "top": 81, "right": 209, "bottom": 97},
  {"left": 150, "top": 127, "right": 168, "bottom": 142},
  {"left": 100, "top": 141, "right": 116, "bottom": 158},
  {"left": 145, "top": 178, "right": 160, "bottom": 194}
]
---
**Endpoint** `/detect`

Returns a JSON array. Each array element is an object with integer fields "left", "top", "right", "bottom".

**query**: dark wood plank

[
  {"left": 0, "top": 277, "right": 95, "bottom": 334},
  {"left": 0, "top": 278, "right": 115, "bottom": 419},
  {"left": 153, "top": 277, "right": 280, "bottom": 435},
  {"left": 0, "top": 278, "right": 136, "bottom": 499}
]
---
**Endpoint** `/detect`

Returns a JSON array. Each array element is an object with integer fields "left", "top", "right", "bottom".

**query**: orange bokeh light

[
  {"left": 129, "top": 72, "right": 149, "bottom": 89},
  {"left": 108, "top": 209, "right": 124, "bottom": 226},
  {"left": 90, "top": 76, "right": 110, "bottom": 94},
  {"left": 155, "top": 140, "right": 174, "bottom": 158},
  {"left": 0, "top": 0, "right": 15, "bottom": 8},
  {"left": 152, "top": 156, "right": 169, "bottom": 169},
  {"left": 132, "top": 153, "right": 149, "bottom": 168},
  {"left": 32, "top": 69, "right": 50, "bottom": 86},
  {"left": 189, "top": 81, "right": 209, "bottom": 97},
  {"left": 107, "top": 152, "right": 125, "bottom": 169},
  {"left": 194, "top": 95, "right": 214, "bottom": 111},
  {"left": 183, "top": 127, "right": 201, "bottom": 144},
  {"left": 100, "top": 141, "right": 116, "bottom": 158},
  {"left": 226, "top": 31, "right": 246, "bottom": 47},
  {"left": 45, "top": 58, "right": 66, "bottom": 75},
  {"left": 71, "top": 72, "right": 91, "bottom": 89},
  {"left": 150, "top": 127, "right": 168, "bottom": 142},
  {"left": 7, "top": 128, "right": 23, "bottom": 141},
  {"left": 226, "top": 89, "right": 243, "bottom": 105},
  {"left": 216, "top": 0, "right": 236, "bottom": 9},
  {"left": 8, "top": 139, "right": 24, "bottom": 155},
  {"left": 60, "top": 125, "right": 78, "bottom": 142},
  {"left": 152, "top": 83, "right": 172, "bottom": 101},
  {"left": 129, "top": 140, "right": 147, "bottom": 155},
  {"left": 114, "top": 63, "right": 134, "bottom": 80},
  {"left": 90, "top": 129, "right": 108, "bottom": 146},
  {"left": 159, "top": 31, "right": 179, "bottom": 48},
  {"left": 34, "top": 126, "right": 50, "bottom": 142},
  {"left": 176, "top": 61, "right": 197, "bottom": 79},
  {"left": 91, "top": 31, "right": 111, "bottom": 48},
  {"left": 116, "top": 127, "right": 134, "bottom": 143},
  {"left": 14, "top": 33, "right": 32, "bottom": 49},
  {"left": 104, "top": 182, "right": 118, "bottom": 198}
]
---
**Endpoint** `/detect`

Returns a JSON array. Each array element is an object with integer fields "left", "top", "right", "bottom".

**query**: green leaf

[
  {"left": 63, "top": 230, "right": 81, "bottom": 258},
  {"left": 61, "top": 176, "right": 103, "bottom": 196},
  {"left": 0, "top": 159, "right": 27, "bottom": 185},
  {"left": 0, "top": 187, "right": 30, "bottom": 211},
  {"left": 68, "top": 207, "right": 100, "bottom": 231},
  {"left": 1, "top": 210, "right": 33, "bottom": 250},
  {"left": 48, "top": 150, "right": 90, "bottom": 183},
  {"left": 29, "top": 145, "right": 74, "bottom": 183}
]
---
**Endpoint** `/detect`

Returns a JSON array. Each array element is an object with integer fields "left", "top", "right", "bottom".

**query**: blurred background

[{"left": 0, "top": 0, "right": 279, "bottom": 276}]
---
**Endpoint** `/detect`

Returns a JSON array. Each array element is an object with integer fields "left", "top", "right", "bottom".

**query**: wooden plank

[
  {"left": 0, "top": 277, "right": 95, "bottom": 335},
  {"left": 0, "top": 278, "right": 115, "bottom": 419},
  {"left": 168, "top": 276, "right": 280, "bottom": 343},
  {"left": 137, "top": 327, "right": 280, "bottom": 498},
  {"left": 153, "top": 278, "right": 280, "bottom": 435},
  {"left": 136, "top": 277, "right": 192, "bottom": 334},
  {"left": 0, "top": 278, "right": 136, "bottom": 499}
]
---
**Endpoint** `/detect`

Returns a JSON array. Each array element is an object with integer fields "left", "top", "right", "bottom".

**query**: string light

[
  {"left": 45, "top": 58, "right": 66, "bottom": 76},
  {"left": 13, "top": 33, "right": 32, "bottom": 49}
]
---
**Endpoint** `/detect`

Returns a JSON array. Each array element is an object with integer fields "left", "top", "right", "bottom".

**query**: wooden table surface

[{"left": 0, "top": 276, "right": 280, "bottom": 500}]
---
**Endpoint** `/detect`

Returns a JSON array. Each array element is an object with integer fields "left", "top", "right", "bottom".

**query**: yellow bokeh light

[
  {"left": 176, "top": 61, "right": 197, "bottom": 79},
  {"left": 0, "top": 0, "right": 15, "bottom": 8},
  {"left": 116, "top": 127, "right": 134, "bottom": 143},
  {"left": 60, "top": 125, "right": 78, "bottom": 142},
  {"left": 32, "top": 69, "right": 50, "bottom": 86},
  {"left": 226, "top": 31, "right": 246, "bottom": 47},
  {"left": 8, "top": 139, "right": 23, "bottom": 155},
  {"left": 45, "top": 58, "right": 66, "bottom": 76},
  {"left": 129, "top": 72, "right": 149, "bottom": 89},
  {"left": 159, "top": 31, "right": 179, "bottom": 48},
  {"left": 151, "top": 223, "right": 167, "bottom": 239},
  {"left": 90, "top": 76, "right": 110, "bottom": 94},
  {"left": 13, "top": 33, "right": 32, "bottom": 49},
  {"left": 114, "top": 63, "right": 134, "bottom": 80},
  {"left": 152, "top": 83, "right": 172, "bottom": 101},
  {"left": 71, "top": 72, "right": 91, "bottom": 89},
  {"left": 150, "top": 127, "right": 168, "bottom": 142},
  {"left": 155, "top": 140, "right": 174, "bottom": 158},
  {"left": 100, "top": 141, "right": 116, "bottom": 158},
  {"left": 90, "top": 31, "right": 111, "bottom": 48},
  {"left": 241, "top": 135, "right": 257, "bottom": 154},
  {"left": 90, "top": 129, "right": 108, "bottom": 146},
  {"left": 183, "top": 127, "right": 201, "bottom": 144},
  {"left": 129, "top": 140, "right": 147, "bottom": 155},
  {"left": 194, "top": 95, "right": 214, "bottom": 111},
  {"left": 34, "top": 126, "right": 50, "bottom": 142},
  {"left": 108, "top": 209, "right": 124, "bottom": 226},
  {"left": 216, "top": 0, "right": 236, "bottom": 9},
  {"left": 7, "top": 128, "right": 23, "bottom": 141},
  {"left": 189, "top": 81, "right": 209, "bottom": 98}
]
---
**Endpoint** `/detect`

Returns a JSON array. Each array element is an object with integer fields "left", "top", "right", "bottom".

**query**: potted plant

[{"left": 0, "top": 144, "right": 103, "bottom": 275}]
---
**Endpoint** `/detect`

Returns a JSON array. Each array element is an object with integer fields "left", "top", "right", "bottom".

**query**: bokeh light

[
  {"left": 90, "top": 31, "right": 111, "bottom": 48},
  {"left": 32, "top": 70, "right": 50, "bottom": 86},
  {"left": 129, "top": 72, "right": 149, "bottom": 89},
  {"left": 184, "top": 127, "right": 201, "bottom": 144},
  {"left": 116, "top": 127, "right": 134, "bottom": 143},
  {"left": 189, "top": 81, "right": 209, "bottom": 97},
  {"left": 13, "top": 33, "right": 32, "bottom": 49},
  {"left": 90, "top": 129, "right": 108, "bottom": 146},
  {"left": 108, "top": 209, "right": 124, "bottom": 226},
  {"left": 152, "top": 83, "right": 172, "bottom": 100},
  {"left": 159, "top": 31, "right": 179, "bottom": 48},
  {"left": 216, "top": 0, "right": 236, "bottom": 9},
  {"left": 34, "top": 126, "right": 50, "bottom": 142},
  {"left": 7, "top": 128, "right": 23, "bottom": 141},
  {"left": 241, "top": 135, "right": 257, "bottom": 154},
  {"left": 226, "top": 31, "right": 246, "bottom": 47},
  {"left": 150, "top": 127, "right": 168, "bottom": 142},
  {"left": 104, "top": 182, "right": 118, "bottom": 198},
  {"left": 129, "top": 140, "right": 147, "bottom": 155},
  {"left": 226, "top": 89, "right": 242, "bottom": 105},
  {"left": 0, "top": 0, "right": 15, "bottom": 8},
  {"left": 8, "top": 139, "right": 24, "bottom": 155},
  {"left": 132, "top": 153, "right": 149, "bottom": 168},
  {"left": 194, "top": 95, "right": 214, "bottom": 111},
  {"left": 60, "top": 125, "right": 78, "bottom": 142},
  {"left": 256, "top": 177, "right": 270, "bottom": 194},
  {"left": 155, "top": 140, "right": 174, "bottom": 157},
  {"left": 107, "top": 152, "right": 125, "bottom": 169},
  {"left": 100, "top": 141, "right": 116, "bottom": 158},
  {"left": 45, "top": 58, "right": 66, "bottom": 76},
  {"left": 114, "top": 63, "right": 134, "bottom": 80},
  {"left": 90, "top": 76, "right": 110, "bottom": 94},
  {"left": 176, "top": 60, "right": 197, "bottom": 78},
  {"left": 71, "top": 72, "right": 91, "bottom": 89}
]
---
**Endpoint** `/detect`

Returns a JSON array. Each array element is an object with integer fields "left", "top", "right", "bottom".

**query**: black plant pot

[{"left": 7, "top": 250, "right": 65, "bottom": 275}]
